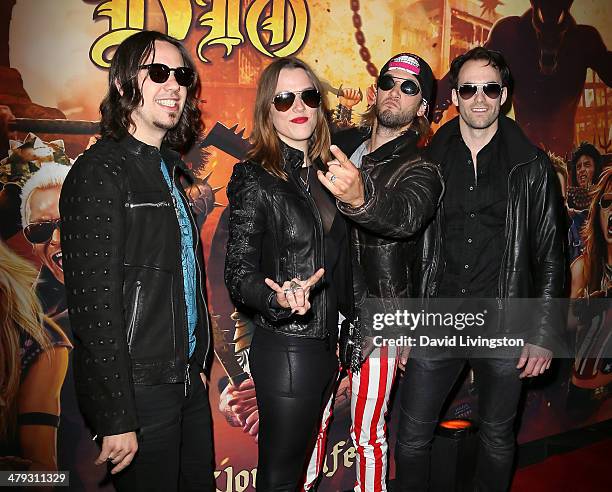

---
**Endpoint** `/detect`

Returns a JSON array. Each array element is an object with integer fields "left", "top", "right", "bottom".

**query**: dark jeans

[
  {"left": 250, "top": 328, "right": 338, "bottom": 491},
  {"left": 395, "top": 356, "right": 523, "bottom": 492},
  {"left": 112, "top": 364, "right": 215, "bottom": 492}
]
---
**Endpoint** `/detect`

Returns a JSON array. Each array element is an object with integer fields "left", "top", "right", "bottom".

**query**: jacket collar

[
  {"left": 367, "top": 128, "right": 420, "bottom": 163},
  {"left": 429, "top": 115, "right": 538, "bottom": 168},
  {"left": 118, "top": 133, "right": 193, "bottom": 180},
  {"left": 279, "top": 139, "right": 307, "bottom": 171},
  {"left": 333, "top": 126, "right": 420, "bottom": 165}
]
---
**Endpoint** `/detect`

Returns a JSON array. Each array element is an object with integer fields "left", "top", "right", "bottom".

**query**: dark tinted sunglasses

[
  {"left": 377, "top": 74, "right": 421, "bottom": 96},
  {"left": 272, "top": 89, "right": 321, "bottom": 112},
  {"left": 139, "top": 63, "right": 195, "bottom": 87},
  {"left": 600, "top": 196, "right": 612, "bottom": 210},
  {"left": 24, "top": 218, "right": 61, "bottom": 244},
  {"left": 457, "top": 83, "right": 503, "bottom": 100}
]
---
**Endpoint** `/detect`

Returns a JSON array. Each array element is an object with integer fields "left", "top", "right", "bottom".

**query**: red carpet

[{"left": 511, "top": 438, "right": 612, "bottom": 492}]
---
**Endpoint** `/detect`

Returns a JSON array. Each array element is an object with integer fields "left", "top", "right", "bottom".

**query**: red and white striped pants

[
  {"left": 349, "top": 345, "right": 399, "bottom": 491},
  {"left": 302, "top": 346, "right": 399, "bottom": 491}
]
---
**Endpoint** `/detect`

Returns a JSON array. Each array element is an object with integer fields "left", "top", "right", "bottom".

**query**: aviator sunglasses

[
  {"left": 24, "top": 218, "right": 61, "bottom": 244},
  {"left": 457, "top": 83, "right": 503, "bottom": 100},
  {"left": 272, "top": 89, "right": 321, "bottom": 112},
  {"left": 377, "top": 74, "right": 421, "bottom": 96},
  {"left": 139, "top": 63, "right": 195, "bottom": 87}
]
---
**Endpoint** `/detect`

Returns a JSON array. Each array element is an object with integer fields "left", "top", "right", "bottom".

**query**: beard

[
  {"left": 153, "top": 113, "right": 180, "bottom": 131},
  {"left": 375, "top": 105, "right": 417, "bottom": 131}
]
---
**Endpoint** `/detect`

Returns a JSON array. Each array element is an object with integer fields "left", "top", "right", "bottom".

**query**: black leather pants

[
  {"left": 249, "top": 328, "right": 338, "bottom": 491},
  {"left": 395, "top": 356, "right": 523, "bottom": 492}
]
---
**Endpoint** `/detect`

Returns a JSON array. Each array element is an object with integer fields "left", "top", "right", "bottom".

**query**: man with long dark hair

[
  {"left": 318, "top": 53, "right": 444, "bottom": 492},
  {"left": 59, "top": 31, "right": 213, "bottom": 491}
]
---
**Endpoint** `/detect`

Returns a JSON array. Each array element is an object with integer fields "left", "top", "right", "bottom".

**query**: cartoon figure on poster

[
  {"left": 569, "top": 167, "right": 612, "bottom": 412},
  {"left": 0, "top": 241, "right": 70, "bottom": 473}
]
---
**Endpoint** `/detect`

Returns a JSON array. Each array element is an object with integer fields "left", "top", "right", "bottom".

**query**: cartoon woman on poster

[{"left": 0, "top": 241, "right": 71, "bottom": 473}]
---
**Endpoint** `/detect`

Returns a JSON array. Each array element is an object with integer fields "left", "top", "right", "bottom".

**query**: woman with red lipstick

[{"left": 225, "top": 57, "right": 355, "bottom": 491}]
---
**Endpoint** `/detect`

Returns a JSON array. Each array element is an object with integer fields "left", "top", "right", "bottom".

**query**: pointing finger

[{"left": 330, "top": 145, "right": 356, "bottom": 170}]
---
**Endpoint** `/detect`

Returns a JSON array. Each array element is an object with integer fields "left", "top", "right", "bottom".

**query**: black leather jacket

[
  {"left": 224, "top": 143, "right": 354, "bottom": 338},
  {"left": 60, "top": 135, "right": 211, "bottom": 437},
  {"left": 333, "top": 127, "right": 443, "bottom": 302},
  {"left": 426, "top": 116, "right": 568, "bottom": 350}
]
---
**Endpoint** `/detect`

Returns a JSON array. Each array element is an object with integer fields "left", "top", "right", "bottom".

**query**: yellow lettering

[
  {"left": 90, "top": 0, "right": 145, "bottom": 68},
  {"left": 159, "top": 0, "right": 193, "bottom": 40},
  {"left": 245, "top": 0, "right": 309, "bottom": 58},
  {"left": 196, "top": 0, "right": 244, "bottom": 63},
  {"left": 89, "top": 0, "right": 193, "bottom": 68}
]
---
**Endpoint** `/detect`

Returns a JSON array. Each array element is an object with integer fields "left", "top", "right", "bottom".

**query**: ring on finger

[
  {"left": 289, "top": 280, "right": 301, "bottom": 290},
  {"left": 330, "top": 174, "right": 337, "bottom": 184}
]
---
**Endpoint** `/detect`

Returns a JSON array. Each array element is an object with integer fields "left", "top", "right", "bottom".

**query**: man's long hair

[
  {"left": 580, "top": 167, "right": 612, "bottom": 294},
  {"left": 99, "top": 30, "right": 202, "bottom": 152},
  {"left": 247, "top": 57, "right": 332, "bottom": 180}
]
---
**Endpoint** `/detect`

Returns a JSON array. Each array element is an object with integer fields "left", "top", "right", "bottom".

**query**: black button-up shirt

[{"left": 438, "top": 129, "right": 509, "bottom": 297}]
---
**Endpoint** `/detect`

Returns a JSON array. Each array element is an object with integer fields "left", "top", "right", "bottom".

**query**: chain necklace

[{"left": 299, "top": 163, "right": 311, "bottom": 193}]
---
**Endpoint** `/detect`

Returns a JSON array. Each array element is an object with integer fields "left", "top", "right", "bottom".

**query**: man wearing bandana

[{"left": 318, "top": 53, "right": 443, "bottom": 492}]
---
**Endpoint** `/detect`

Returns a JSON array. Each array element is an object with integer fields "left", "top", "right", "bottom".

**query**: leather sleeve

[
  {"left": 527, "top": 152, "right": 568, "bottom": 350},
  {"left": 339, "top": 161, "right": 444, "bottom": 239},
  {"left": 60, "top": 149, "right": 138, "bottom": 437},
  {"left": 224, "top": 162, "right": 291, "bottom": 321}
]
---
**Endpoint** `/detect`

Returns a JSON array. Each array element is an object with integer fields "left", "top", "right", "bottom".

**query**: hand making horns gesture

[
  {"left": 264, "top": 268, "right": 325, "bottom": 316},
  {"left": 317, "top": 145, "right": 365, "bottom": 208}
]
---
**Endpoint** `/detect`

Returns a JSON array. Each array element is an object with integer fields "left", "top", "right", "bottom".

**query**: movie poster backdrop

[{"left": 1, "top": 1, "right": 610, "bottom": 490}]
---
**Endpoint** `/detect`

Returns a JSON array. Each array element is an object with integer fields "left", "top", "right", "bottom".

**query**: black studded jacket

[{"left": 59, "top": 135, "right": 211, "bottom": 437}]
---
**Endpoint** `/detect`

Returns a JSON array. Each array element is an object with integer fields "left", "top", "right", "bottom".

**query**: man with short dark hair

[
  {"left": 394, "top": 46, "right": 566, "bottom": 491},
  {"left": 60, "top": 31, "right": 214, "bottom": 491},
  {"left": 318, "top": 53, "right": 443, "bottom": 492}
]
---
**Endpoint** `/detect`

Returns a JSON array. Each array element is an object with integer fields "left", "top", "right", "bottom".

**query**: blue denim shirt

[{"left": 160, "top": 160, "right": 197, "bottom": 357}]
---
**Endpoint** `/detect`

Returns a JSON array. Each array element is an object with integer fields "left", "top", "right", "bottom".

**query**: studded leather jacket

[
  {"left": 60, "top": 135, "right": 211, "bottom": 437},
  {"left": 224, "top": 143, "right": 354, "bottom": 338},
  {"left": 333, "top": 127, "right": 444, "bottom": 305}
]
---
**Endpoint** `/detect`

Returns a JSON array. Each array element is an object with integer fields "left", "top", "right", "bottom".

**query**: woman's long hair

[
  {"left": 99, "top": 30, "right": 202, "bottom": 152},
  {"left": 580, "top": 167, "right": 612, "bottom": 294},
  {"left": 247, "top": 57, "right": 332, "bottom": 179},
  {"left": 0, "top": 241, "right": 50, "bottom": 442}
]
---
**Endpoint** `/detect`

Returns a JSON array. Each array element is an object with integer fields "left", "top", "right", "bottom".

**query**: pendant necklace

[{"left": 299, "top": 162, "right": 311, "bottom": 193}]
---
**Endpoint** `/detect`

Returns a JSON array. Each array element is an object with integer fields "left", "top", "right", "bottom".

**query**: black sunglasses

[
  {"left": 600, "top": 196, "right": 612, "bottom": 210},
  {"left": 457, "top": 83, "right": 503, "bottom": 100},
  {"left": 24, "top": 219, "right": 61, "bottom": 244},
  {"left": 272, "top": 89, "right": 321, "bottom": 112},
  {"left": 139, "top": 63, "right": 195, "bottom": 87},
  {"left": 377, "top": 74, "right": 421, "bottom": 96}
]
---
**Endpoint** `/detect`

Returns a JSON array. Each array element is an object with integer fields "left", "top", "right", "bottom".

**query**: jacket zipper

[
  {"left": 126, "top": 281, "right": 142, "bottom": 352},
  {"left": 496, "top": 153, "right": 539, "bottom": 310},
  {"left": 125, "top": 201, "right": 172, "bottom": 208}
]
